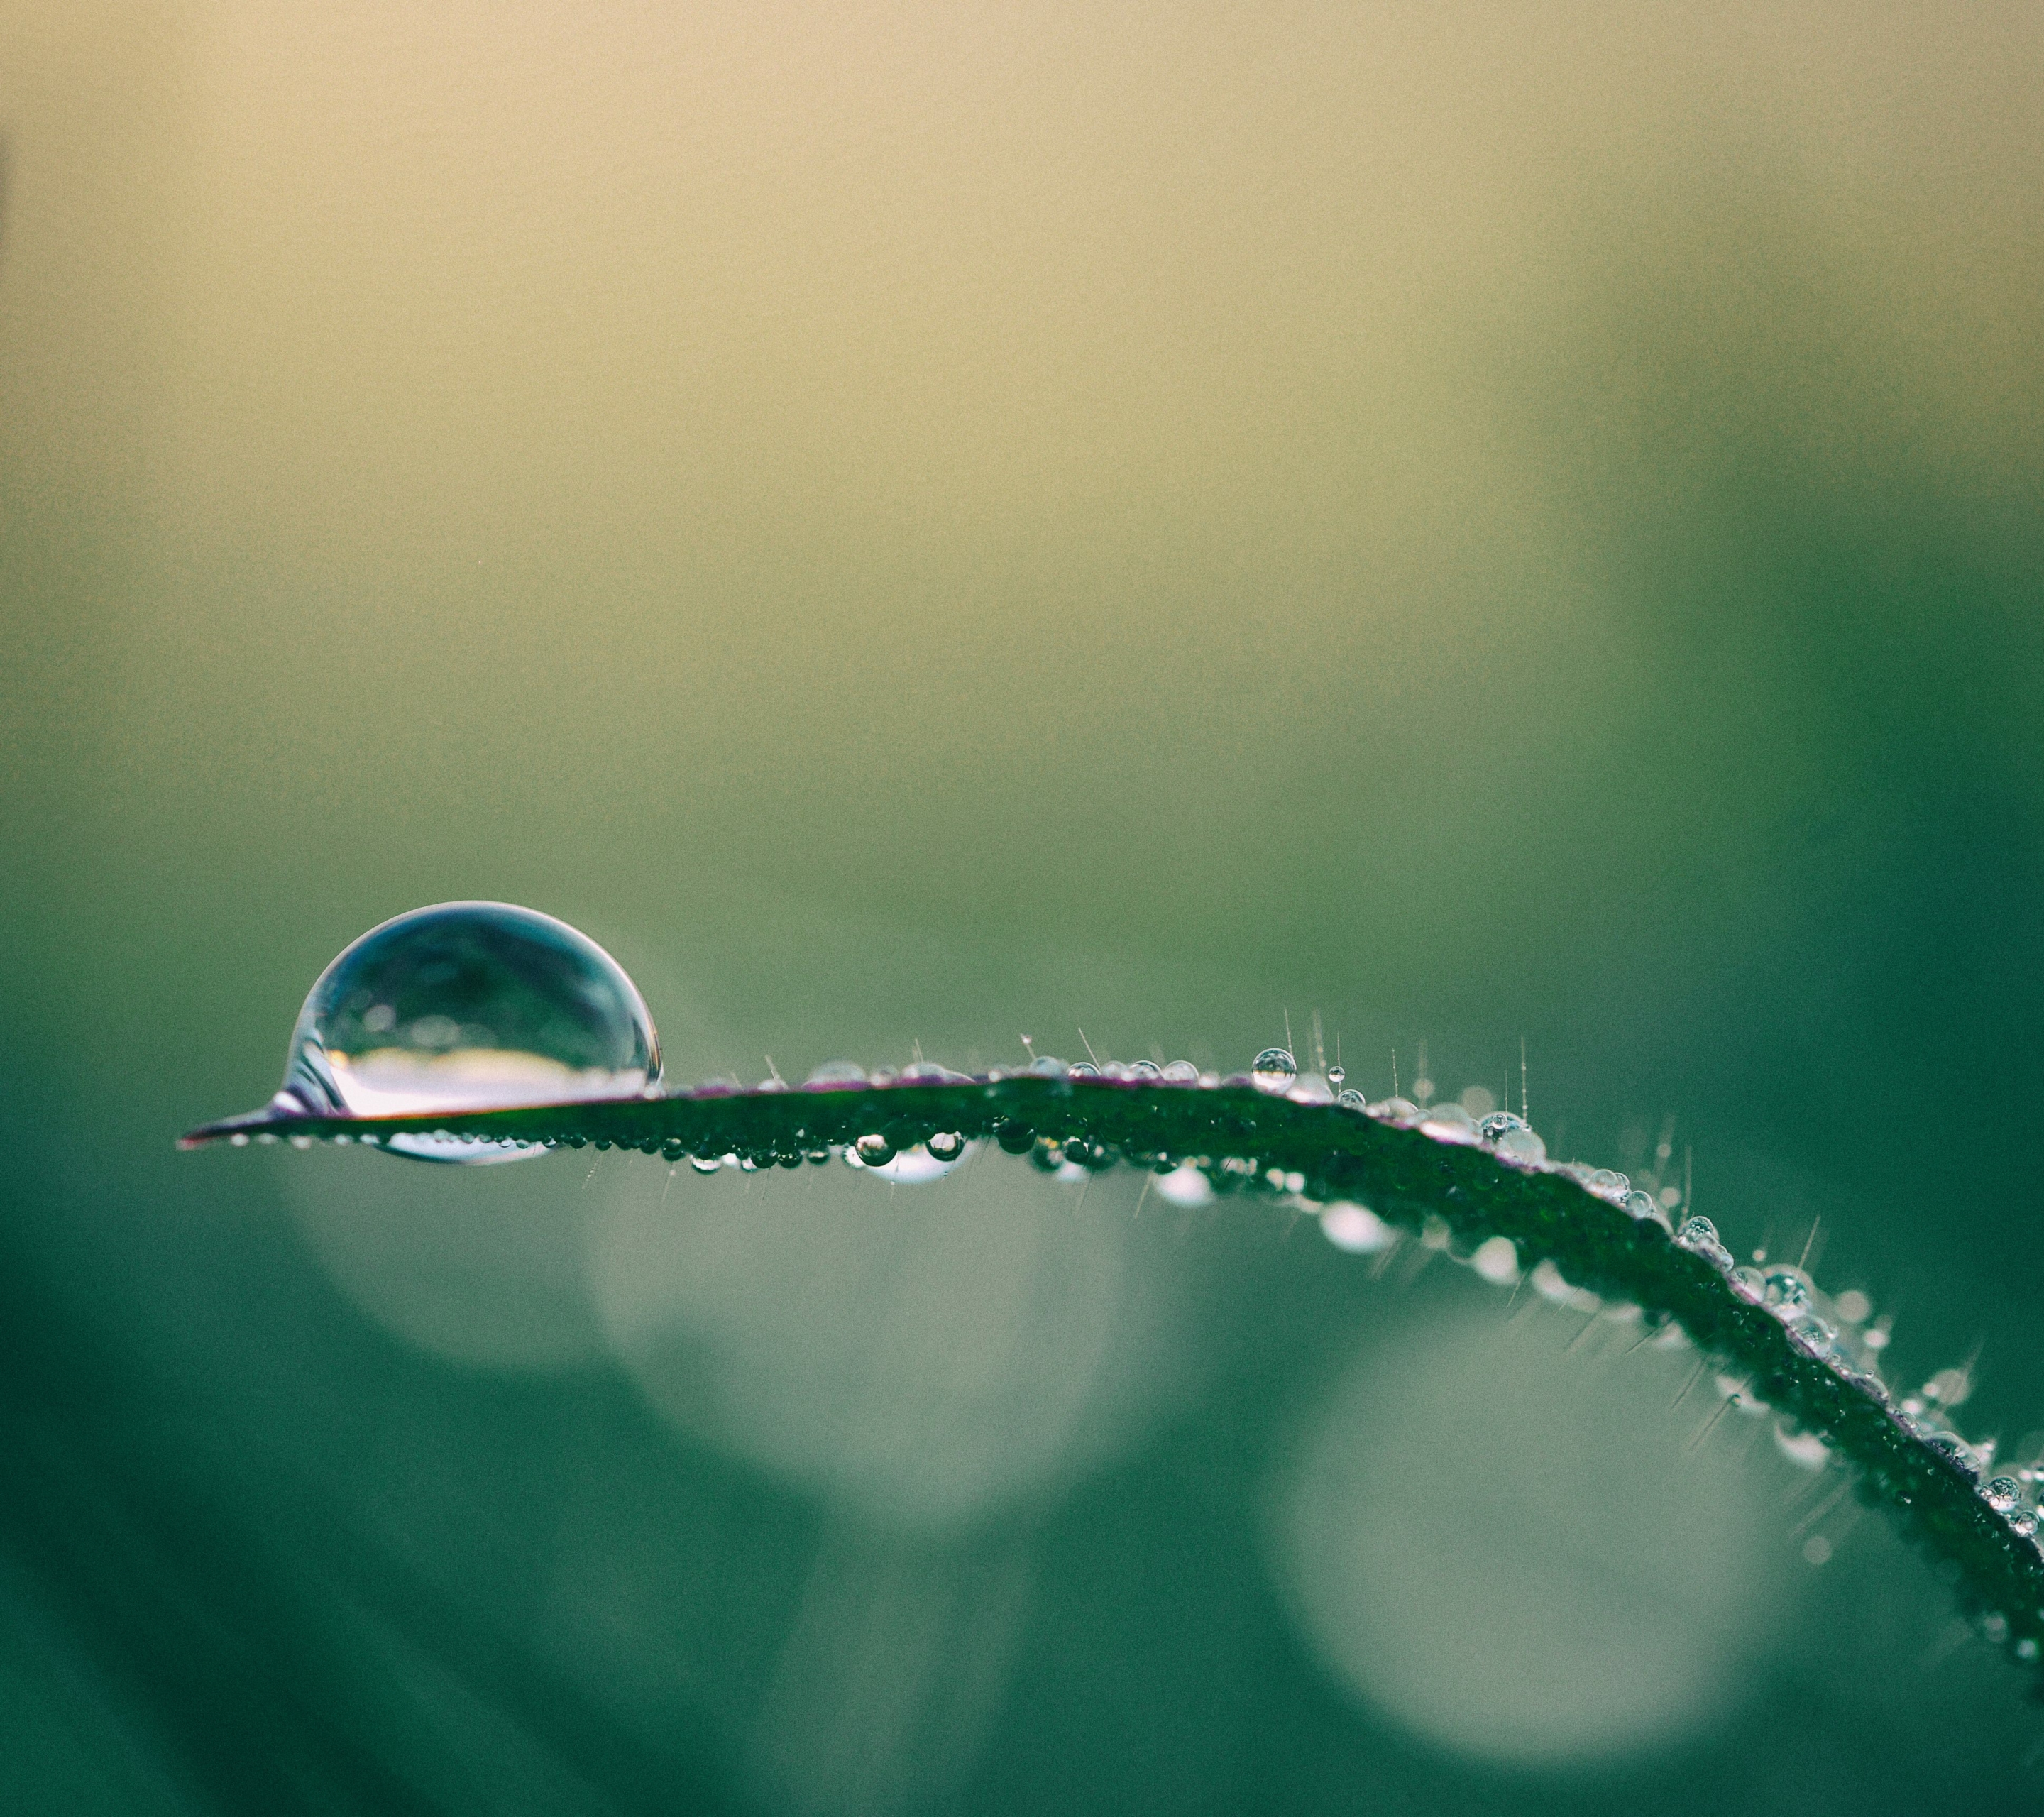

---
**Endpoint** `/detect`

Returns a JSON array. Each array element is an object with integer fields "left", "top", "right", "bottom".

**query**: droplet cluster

[{"left": 184, "top": 911, "right": 2044, "bottom": 1675}]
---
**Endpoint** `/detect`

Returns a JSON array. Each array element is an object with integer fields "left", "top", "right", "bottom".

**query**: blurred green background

[{"left": 4, "top": 3, "right": 2042, "bottom": 1810}]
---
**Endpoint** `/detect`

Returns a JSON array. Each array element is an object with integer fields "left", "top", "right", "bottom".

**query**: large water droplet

[
  {"left": 1251, "top": 1048, "right": 1297, "bottom": 1093},
  {"left": 1984, "top": 1476, "right": 2022, "bottom": 1513},
  {"left": 280, "top": 902, "right": 659, "bottom": 1164}
]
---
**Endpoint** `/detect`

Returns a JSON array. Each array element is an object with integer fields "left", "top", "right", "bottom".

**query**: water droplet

[
  {"left": 1785, "top": 1312, "right": 1837, "bottom": 1353},
  {"left": 1336, "top": 1089, "right": 1368, "bottom": 1110},
  {"left": 925, "top": 1131, "right": 966, "bottom": 1162},
  {"left": 1675, "top": 1217, "right": 1733, "bottom": 1272},
  {"left": 805, "top": 1060, "right": 868, "bottom": 1088},
  {"left": 853, "top": 1133, "right": 896, "bottom": 1168},
  {"left": 1326, "top": 1063, "right": 1346, "bottom": 1089},
  {"left": 1320, "top": 1202, "right": 1392, "bottom": 1253},
  {"left": 1762, "top": 1268, "right": 1813, "bottom": 1314},
  {"left": 1729, "top": 1266, "right": 1765, "bottom": 1305},
  {"left": 1419, "top": 1103, "right": 1478, "bottom": 1143},
  {"left": 1587, "top": 1169, "right": 1628, "bottom": 1199},
  {"left": 278, "top": 902, "right": 658, "bottom": 1164},
  {"left": 1287, "top": 1072, "right": 1334, "bottom": 1105},
  {"left": 864, "top": 1144, "right": 964, "bottom": 1185},
  {"left": 1370, "top": 1097, "right": 1419, "bottom": 1123},
  {"left": 1067, "top": 1061, "right": 1100, "bottom": 1078},
  {"left": 1251, "top": 1048, "right": 1297, "bottom": 1094},
  {"left": 1471, "top": 1236, "right": 1519, "bottom": 1284},
  {"left": 1477, "top": 1112, "right": 1527, "bottom": 1142},
  {"left": 1494, "top": 1127, "right": 1547, "bottom": 1165},
  {"left": 2011, "top": 1508, "right": 2039, "bottom": 1538},
  {"left": 1027, "top": 1055, "right": 1069, "bottom": 1078},
  {"left": 1923, "top": 1432, "right": 1980, "bottom": 1478},
  {"left": 1985, "top": 1477, "right": 2022, "bottom": 1513},
  {"left": 1160, "top": 1060, "right": 1200, "bottom": 1085},
  {"left": 1155, "top": 1162, "right": 1214, "bottom": 1208},
  {"left": 1129, "top": 1060, "right": 1161, "bottom": 1080}
]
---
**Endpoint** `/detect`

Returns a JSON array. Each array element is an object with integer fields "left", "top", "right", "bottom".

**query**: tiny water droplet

[
  {"left": 1762, "top": 1268, "right": 1813, "bottom": 1314},
  {"left": 1155, "top": 1162, "right": 1214, "bottom": 1208},
  {"left": 278, "top": 902, "right": 658, "bottom": 1165},
  {"left": 1326, "top": 1063, "right": 1346, "bottom": 1089},
  {"left": 1128, "top": 1060, "right": 1160, "bottom": 1080},
  {"left": 1419, "top": 1102, "right": 1478, "bottom": 1143},
  {"left": 1985, "top": 1477, "right": 2022, "bottom": 1513},
  {"left": 1471, "top": 1236, "right": 1519, "bottom": 1284},
  {"left": 1675, "top": 1216, "right": 1734, "bottom": 1271},
  {"left": 864, "top": 1143, "right": 964, "bottom": 1184},
  {"left": 1067, "top": 1061, "right": 1100, "bottom": 1078},
  {"left": 1319, "top": 1202, "right": 1392, "bottom": 1253},
  {"left": 1251, "top": 1048, "right": 1297, "bottom": 1093},
  {"left": 1160, "top": 1060, "right": 1200, "bottom": 1085}
]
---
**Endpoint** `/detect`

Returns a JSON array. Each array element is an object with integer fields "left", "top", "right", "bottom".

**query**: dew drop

[
  {"left": 925, "top": 1131, "right": 966, "bottom": 1163},
  {"left": 1155, "top": 1162, "right": 1215, "bottom": 1208},
  {"left": 1067, "top": 1060, "right": 1101, "bottom": 1078},
  {"left": 804, "top": 1060, "right": 868, "bottom": 1088},
  {"left": 1494, "top": 1127, "right": 1547, "bottom": 1165},
  {"left": 1675, "top": 1217, "right": 1734, "bottom": 1272},
  {"left": 1587, "top": 1170, "right": 1628, "bottom": 1199},
  {"left": 1370, "top": 1097, "right": 1419, "bottom": 1123},
  {"left": 864, "top": 1143, "right": 965, "bottom": 1185},
  {"left": 1336, "top": 1089, "right": 1368, "bottom": 1110},
  {"left": 2011, "top": 1508, "right": 2039, "bottom": 1538},
  {"left": 1160, "top": 1060, "right": 1200, "bottom": 1085},
  {"left": 1471, "top": 1236, "right": 1519, "bottom": 1284},
  {"left": 1287, "top": 1072, "right": 1335, "bottom": 1105},
  {"left": 1477, "top": 1111, "right": 1527, "bottom": 1142},
  {"left": 853, "top": 1133, "right": 896, "bottom": 1168},
  {"left": 1320, "top": 1202, "right": 1392, "bottom": 1253},
  {"left": 277, "top": 902, "right": 659, "bottom": 1165},
  {"left": 1251, "top": 1048, "right": 1297, "bottom": 1094},
  {"left": 1985, "top": 1477, "right": 2022, "bottom": 1513},
  {"left": 1326, "top": 1063, "right": 1346, "bottom": 1089},
  {"left": 1762, "top": 1268, "right": 1813, "bottom": 1314},
  {"left": 1418, "top": 1103, "right": 1478, "bottom": 1144}
]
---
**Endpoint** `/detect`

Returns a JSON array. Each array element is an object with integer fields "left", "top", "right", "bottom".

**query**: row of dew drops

[{"left": 207, "top": 904, "right": 2043, "bottom": 1628}]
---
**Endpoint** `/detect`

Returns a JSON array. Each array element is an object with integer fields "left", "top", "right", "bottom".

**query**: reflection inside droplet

[{"left": 281, "top": 901, "right": 660, "bottom": 1163}]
